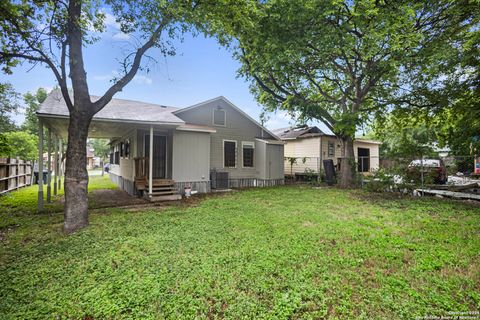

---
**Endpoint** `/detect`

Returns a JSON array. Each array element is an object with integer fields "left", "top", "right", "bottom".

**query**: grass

[
  {"left": 0, "top": 186, "right": 479, "bottom": 319},
  {"left": 0, "top": 175, "right": 117, "bottom": 216}
]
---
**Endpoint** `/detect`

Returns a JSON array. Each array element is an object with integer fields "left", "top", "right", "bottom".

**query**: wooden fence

[{"left": 0, "top": 158, "right": 33, "bottom": 194}]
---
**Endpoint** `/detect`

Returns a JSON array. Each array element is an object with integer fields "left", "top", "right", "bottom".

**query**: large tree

[
  {"left": 0, "top": 0, "right": 198, "bottom": 233},
  {"left": 0, "top": 82, "right": 19, "bottom": 133},
  {"left": 218, "top": 0, "right": 476, "bottom": 187},
  {"left": 21, "top": 87, "right": 48, "bottom": 136}
]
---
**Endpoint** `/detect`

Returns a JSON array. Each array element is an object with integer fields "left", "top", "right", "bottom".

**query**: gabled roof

[
  {"left": 273, "top": 125, "right": 325, "bottom": 140},
  {"left": 38, "top": 89, "right": 184, "bottom": 125},
  {"left": 173, "top": 96, "right": 281, "bottom": 141},
  {"left": 276, "top": 125, "right": 382, "bottom": 144}
]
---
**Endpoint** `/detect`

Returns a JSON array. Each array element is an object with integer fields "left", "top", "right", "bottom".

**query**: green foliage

[
  {"left": 0, "top": 83, "right": 19, "bottom": 133},
  {"left": 89, "top": 139, "right": 110, "bottom": 161},
  {"left": 21, "top": 88, "right": 48, "bottom": 136},
  {"left": 373, "top": 117, "right": 437, "bottom": 159},
  {"left": 0, "top": 131, "right": 37, "bottom": 160},
  {"left": 0, "top": 134, "right": 12, "bottom": 155},
  {"left": 214, "top": 0, "right": 476, "bottom": 142},
  {"left": 0, "top": 187, "right": 479, "bottom": 318}
]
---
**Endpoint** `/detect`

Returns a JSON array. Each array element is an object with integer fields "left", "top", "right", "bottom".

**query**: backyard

[{"left": 0, "top": 180, "right": 479, "bottom": 319}]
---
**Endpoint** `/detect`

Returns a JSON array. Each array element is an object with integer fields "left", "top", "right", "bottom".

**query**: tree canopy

[
  {"left": 21, "top": 88, "right": 48, "bottom": 136},
  {"left": 0, "top": 0, "right": 203, "bottom": 232},
  {"left": 211, "top": 0, "right": 478, "bottom": 185},
  {"left": 0, "top": 131, "right": 37, "bottom": 160},
  {"left": 0, "top": 83, "right": 19, "bottom": 133}
]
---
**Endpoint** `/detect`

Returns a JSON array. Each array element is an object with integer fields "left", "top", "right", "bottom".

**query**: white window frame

[
  {"left": 328, "top": 141, "right": 335, "bottom": 157},
  {"left": 223, "top": 139, "right": 237, "bottom": 168},
  {"left": 212, "top": 108, "right": 226, "bottom": 127},
  {"left": 241, "top": 141, "right": 255, "bottom": 168}
]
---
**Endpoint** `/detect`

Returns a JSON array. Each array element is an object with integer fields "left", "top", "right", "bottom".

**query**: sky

[{"left": 0, "top": 15, "right": 331, "bottom": 133}]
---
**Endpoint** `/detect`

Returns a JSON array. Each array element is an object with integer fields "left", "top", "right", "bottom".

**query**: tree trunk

[
  {"left": 338, "top": 136, "right": 356, "bottom": 188},
  {"left": 63, "top": 110, "right": 92, "bottom": 233}
]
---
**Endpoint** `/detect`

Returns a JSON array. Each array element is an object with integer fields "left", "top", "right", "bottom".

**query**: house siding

[
  {"left": 175, "top": 99, "right": 277, "bottom": 179},
  {"left": 171, "top": 130, "right": 210, "bottom": 182},
  {"left": 354, "top": 141, "right": 380, "bottom": 171},
  {"left": 283, "top": 136, "right": 380, "bottom": 175},
  {"left": 109, "top": 129, "right": 136, "bottom": 194}
]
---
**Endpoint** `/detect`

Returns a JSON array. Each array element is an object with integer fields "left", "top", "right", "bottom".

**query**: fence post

[
  {"left": 53, "top": 136, "right": 58, "bottom": 196},
  {"left": 47, "top": 128, "right": 52, "bottom": 203},
  {"left": 420, "top": 156, "right": 424, "bottom": 196},
  {"left": 38, "top": 118, "right": 44, "bottom": 212},
  {"left": 58, "top": 138, "right": 63, "bottom": 190},
  {"left": 361, "top": 156, "right": 364, "bottom": 187}
]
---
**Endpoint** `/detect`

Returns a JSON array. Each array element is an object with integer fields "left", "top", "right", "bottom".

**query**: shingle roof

[
  {"left": 38, "top": 89, "right": 184, "bottom": 124},
  {"left": 272, "top": 125, "right": 325, "bottom": 140}
]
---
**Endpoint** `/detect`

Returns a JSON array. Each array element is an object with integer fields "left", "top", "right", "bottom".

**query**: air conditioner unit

[{"left": 210, "top": 169, "right": 229, "bottom": 189}]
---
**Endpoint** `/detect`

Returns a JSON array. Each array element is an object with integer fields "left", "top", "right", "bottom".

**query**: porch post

[
  {"left": 37, "top": 118, "right": 44, "bottom": 212},
  {"left": 47, "top": 128, "right": 52, "bottom": 203},
  {"left": 53, "top": 135, "right": 58, "bottom": 195},
  {"left": 58, "top": 138, "right": 63, "bottom": 190},
  {"left": 149, "top": 125, "right": 153, "bottom": 196}
]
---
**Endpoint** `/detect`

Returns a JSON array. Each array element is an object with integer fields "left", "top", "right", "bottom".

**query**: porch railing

[{"left": 134, "top": 157, "right": 148, "bottom": 191}]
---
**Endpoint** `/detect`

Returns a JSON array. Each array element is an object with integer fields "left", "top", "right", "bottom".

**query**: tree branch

[{"left": 92, "top": 18, "right": 171, "bottom": 114}]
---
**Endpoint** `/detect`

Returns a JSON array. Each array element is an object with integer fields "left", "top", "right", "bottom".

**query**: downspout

[{"left": 319, "top": 136, "right": 323, "bottom": 181}]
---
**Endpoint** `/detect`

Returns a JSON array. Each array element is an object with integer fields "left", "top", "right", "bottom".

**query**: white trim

[
  {"left": 176, "top": 126, "right": 217, "bottom": 133},
  {"left": 144, "top": 133, "right": 168, "bottom": 179},
  {"left": 173, "top": 96, "right": 281, "bottom": 141},
  {"left": 254, "top": 138, "right": 285, "bottom": 145},
  {"left": 212, "top": 108, "right": 226, "bottom": 127},
  {"left": 222, "top": 139, "right": 237, "bottom": 168},
  {"left": 241, "top": 141, "right": 255, "bottom": 168}
]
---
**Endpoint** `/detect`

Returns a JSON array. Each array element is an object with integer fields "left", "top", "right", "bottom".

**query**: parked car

[
  {"left": 407, "top": 159, "right": 447, "bottom": 184},
  {"left": 104, "top": 163, "right": 111, "bottom": 173}
]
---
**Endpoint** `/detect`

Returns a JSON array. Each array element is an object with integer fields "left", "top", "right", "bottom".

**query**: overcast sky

[{"left": 0, "top": 16, "right": 331, "bottom": 133}]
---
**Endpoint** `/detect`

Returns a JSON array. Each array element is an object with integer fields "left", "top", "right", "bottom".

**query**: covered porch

[
  {"left": 38, "top": 115, "right": 186, "bottom": 204},
  {"left": 36, "top": 90, "right": 215, "bottom": 209}
]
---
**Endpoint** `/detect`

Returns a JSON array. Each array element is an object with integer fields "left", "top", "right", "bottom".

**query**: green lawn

[
  {"left": 0, "top": 186, "right": 479, "bottom": 319},
  {"left": 0, "top": 175, "right": 117, "bottom": 216}
]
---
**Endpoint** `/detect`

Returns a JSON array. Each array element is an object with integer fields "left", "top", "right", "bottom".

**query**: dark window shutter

[
  {"left": 243, "top": 146, "right": 254, "bottom": 167},
  {"left": 224, "top": 141, "right": 236, "bottom": 167}
]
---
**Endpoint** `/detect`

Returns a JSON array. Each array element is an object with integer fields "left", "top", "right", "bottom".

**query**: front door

[
  {"left": 145, "top": 135, "right": 167, "bottom": 179},
  {"left": 357, "top": 147, "right": 370, "bottom": 173}
]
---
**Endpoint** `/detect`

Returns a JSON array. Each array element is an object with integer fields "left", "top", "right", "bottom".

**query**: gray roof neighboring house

[
  {"left": 273, "top": 125, "right": 327, "bottom": 140},
  {"left": 274, "top": 125, "right": 382, "bottom": 144}
]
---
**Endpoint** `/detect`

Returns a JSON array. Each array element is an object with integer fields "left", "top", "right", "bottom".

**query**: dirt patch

[{"left": 88, "top": 189, "right": 149, "bottom": 208}]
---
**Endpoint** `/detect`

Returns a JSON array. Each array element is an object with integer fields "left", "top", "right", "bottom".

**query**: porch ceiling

[{"left": 40, "top": 116, "right": 180, "bottom": 140}]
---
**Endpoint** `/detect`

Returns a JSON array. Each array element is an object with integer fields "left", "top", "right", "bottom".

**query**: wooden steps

[{"left": 146, "top": 179, "right": 181, "bottom": 202}]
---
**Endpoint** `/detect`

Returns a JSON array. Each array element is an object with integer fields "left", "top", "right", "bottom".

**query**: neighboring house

[
  {"left": 86, "top": 145, "right": 95, "bottom": 169},
  {"left": 273, "top": 126, "right": 381, "bottom": 176},
  {"left": 37, "top": 90, "right": 284, "bottom": 201}
]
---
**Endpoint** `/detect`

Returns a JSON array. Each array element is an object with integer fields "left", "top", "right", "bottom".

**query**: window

[
  {"left": 109, "top": 153, "right": 113, "bottom": 164},
  {"left": 213, "top": 108, "right": 226, "bottom": 126},
  {"left": 120, "top": 142, "right": 124, "bottom": 157},
  {"left": 114, "top": 144, "right": 120, "bottom": 164},
  {"left": 223, "top": 140, "right": 236, "bottom": 167},
  {"left": 328, "top": 141, "right": 335, "bottom": 157},
  {"left": 242, "top": 142, "right": 254, "bottom": 167},
  {"left": 124, "top": 140, "right": 130, "bottom": 158}
]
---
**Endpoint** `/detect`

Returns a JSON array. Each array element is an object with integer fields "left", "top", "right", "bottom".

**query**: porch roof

[{"left": 37, "top": 89, "right": 186, "bottom": 139}]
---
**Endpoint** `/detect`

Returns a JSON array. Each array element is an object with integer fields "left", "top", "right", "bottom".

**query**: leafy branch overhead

[
  {"left": 220, "top": 0, "right": 477, "bottom": 139},
  {"left": 0, "top": 0, "right": 203, "bottom": 233}
]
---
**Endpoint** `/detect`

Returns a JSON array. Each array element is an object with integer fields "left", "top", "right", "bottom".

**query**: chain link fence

[{"left": 284, "top": 154, "right": 480, "bottom": 198}]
